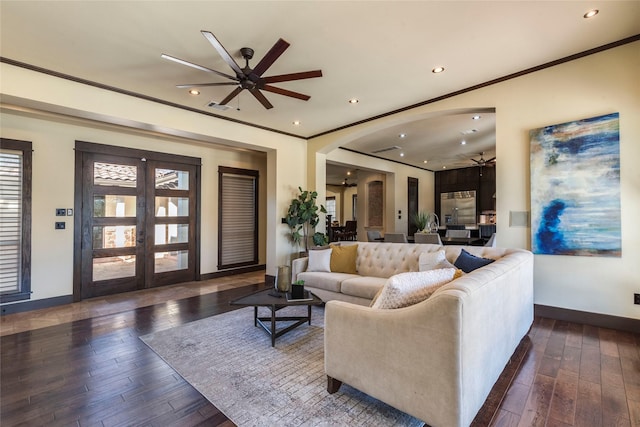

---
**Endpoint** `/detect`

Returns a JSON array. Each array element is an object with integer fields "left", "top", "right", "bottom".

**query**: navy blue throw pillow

[{"left": 454, "top": 248, "right": 494, "bottom": 273}]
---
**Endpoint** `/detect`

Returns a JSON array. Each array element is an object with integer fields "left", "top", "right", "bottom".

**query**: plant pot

[{"left": 291, "top": 285, "right": 305, "bottom": 299}]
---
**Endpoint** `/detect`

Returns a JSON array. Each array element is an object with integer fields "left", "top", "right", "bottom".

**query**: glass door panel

[
  {"left": 93, "top": 162, "right": 137, "bottom": 187},
  {"left": 155, "top": 168, "right": 189, "bottom": 190},
  {"left": 155, "top": 197, "right": 189, "bottom": 216},
  {"left": 154, "top": 224, "right": 188, "bottom": 245},
  {"left": 94, "top": 195, "right": 136, "bottom": 217},
  {"left": 93, "top": 256, "right": 136, "bottom": 281},
  {"left": 154, "top": 250, "right": 188, "bottom": 273}
]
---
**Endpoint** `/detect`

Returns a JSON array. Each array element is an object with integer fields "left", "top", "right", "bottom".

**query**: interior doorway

[{"left": 74, "top": 142, "right": 201, "bottom": 300}]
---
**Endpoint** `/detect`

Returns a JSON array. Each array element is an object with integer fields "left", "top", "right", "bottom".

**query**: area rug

[{"left": 140, "top": 305, "right": 423, "bottom": 426}]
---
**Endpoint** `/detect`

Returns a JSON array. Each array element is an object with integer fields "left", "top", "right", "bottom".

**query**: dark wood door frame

[
  {"left": 73, "top": 141, "right": 201, "bottom": 301},
  {"left": 407, "top": 177, "right": 419, "bottom": 237}
]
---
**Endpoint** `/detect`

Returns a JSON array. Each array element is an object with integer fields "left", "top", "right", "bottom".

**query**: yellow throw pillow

[{"left": 330, "top": 244, "right": 358, "bottom": 274}]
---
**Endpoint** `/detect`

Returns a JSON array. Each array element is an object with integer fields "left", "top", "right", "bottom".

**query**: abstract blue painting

[{"left": 530, "top": 113, "right": 621, "bottom": 257}]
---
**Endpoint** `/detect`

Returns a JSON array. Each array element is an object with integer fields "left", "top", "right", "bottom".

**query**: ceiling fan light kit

[{"left": 162, "top": 30, "right": 322, "bottom": 110}]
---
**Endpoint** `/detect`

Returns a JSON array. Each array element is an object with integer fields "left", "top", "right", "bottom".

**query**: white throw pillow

[
  {"left": 307, "top": 248, "right": 332, "bottom": 272},
  {"left": 419, "top": 250, "right": 455, "bottom": 271},
  {"left": 372, "top": 268, "right": 456, "bottom": 309}
]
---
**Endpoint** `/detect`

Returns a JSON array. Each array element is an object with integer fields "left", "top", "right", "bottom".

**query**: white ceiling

[{"left": 2, "top": 1, "right": 638, "bottom": 181}]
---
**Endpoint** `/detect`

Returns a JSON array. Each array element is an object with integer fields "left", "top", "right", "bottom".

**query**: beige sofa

[
  {"left": 293, "top": 242, "right": 534, "bottom": 426},
  {"left": 292, "top": 242, "right": 528, "bottom": 306}
]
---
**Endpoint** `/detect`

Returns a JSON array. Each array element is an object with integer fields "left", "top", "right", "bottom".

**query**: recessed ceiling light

[
  {"left": 423, "top": 160, "right": 428, "bottom": 164},
  {"left": 348, "top": 98, "right": 359, "bottom": 104},
  {"left": 292, "top": 120, "right": 300, "bottom": 126},
  {"left": 399, "top": 133, "right": 406, "bottom": 138},
  {"left": 584, "top": 9, "right": 599, "bottom": 18},
  {"left": 400, "top": 152, "right": 405, "bottom": 157},
  {"left": 461, "top": 140, "right": 466, "bottom": 145},
  {"left": 432, "top": 66, "right": 445, "bottom": 74},
  {"left": 472, "top": 115, "right": 481, "bottom": 120},
  {"left": 189, "top": 89, "right": 200, "bottom": 95},
  {"left": 442, "top": 166, "right": 447, "bottom": 169},
  {"left": 347, "top": 171, "right": 351, "bottom": 176}
]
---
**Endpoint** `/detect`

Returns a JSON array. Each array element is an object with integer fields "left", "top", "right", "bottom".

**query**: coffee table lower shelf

[
  {"left": 230, "top": 288, "right": 323, "bottom": 347},
  {"left": 254, "top": 306, "right": 313, "bottom": 347}
]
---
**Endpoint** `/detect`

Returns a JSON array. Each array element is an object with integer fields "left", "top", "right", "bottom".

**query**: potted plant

[
  {"left": 413, "top": 211, "right": 429, "bottom": 232},
  {"left": 413, "top": 211, "right": 439, "bottom": 233},
  {"left": 312, "top": 231, "right": 329, "bottom": 247},
  {"left": 291, "top": 279, "right": 306, "bottom": 299},
  {"left": 285, "top": 187, "right": 327, "bottom": 254}
]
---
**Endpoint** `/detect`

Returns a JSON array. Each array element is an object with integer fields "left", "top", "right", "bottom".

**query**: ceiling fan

[
  {"left": 471, "top": 152, "right": 496, "bottom": 167},
  {"left": 471, "top": 152, "right": 496, "bottom": 177},
  {"left": 161, "top": 31, "right": 322, "bottom": 109},
  {"left": 342, "top": 178, "right": 357, "bottom": 188}
]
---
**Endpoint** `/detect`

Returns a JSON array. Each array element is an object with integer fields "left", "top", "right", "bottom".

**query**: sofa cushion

[
  {"left": 371, "top": 268, "right": 457, "bottom": 309},
  {"left": 307, "top": 248, "right": 332, "bottom": 272},
  {"left": 340, "top": 276, "right": 387, "bottom": 300},
  {"left": 330, "top": 244, "right": 358, "bottom": 274},
  {"left": 297, "top": 271, "right": 359, "bottom": 293},
  {"left": 454, "top": 248, "right": 495, "bottom": 273},
  {"left": 419, "top": 249, "right": 456, "bottom": 271}
]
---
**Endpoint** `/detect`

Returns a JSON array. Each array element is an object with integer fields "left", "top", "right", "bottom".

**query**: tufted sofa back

[
  {"left": 349, "top": 242, "right": 436, "bottom": 278},
  {"left": 338, "top": 242, "right": 513, "bottom": 278}
]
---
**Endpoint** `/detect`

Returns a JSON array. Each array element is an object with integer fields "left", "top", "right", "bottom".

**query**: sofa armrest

[
  {"left": 324, "top": 296, "right": 464, "bottom": 427},
  {"left": 291, "top": 256, "right": 308, "bottom": 282}
]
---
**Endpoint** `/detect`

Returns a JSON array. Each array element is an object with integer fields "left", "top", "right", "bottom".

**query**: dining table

[{"left": 441, "top": 237, "right": 485, "bottom": 246}]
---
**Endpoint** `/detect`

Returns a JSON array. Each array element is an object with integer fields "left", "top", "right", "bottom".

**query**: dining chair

[
  {"left": 342, "top": 220, "right": 357, "bottom": 240},
  {"left": 414, "top": 233, "right": 443, "bottom": 245},
  {"left": 484, "top": 233, "right": 497, "bottom": 247},
  {"left": 367, "top": 230, "right": 382, "bottom": 242},
  {"left": 445, "top": 229, "right": 471, "bottom": 238},
  {"left": 383, "top": 233, "right": 408, "bottom": 243}
]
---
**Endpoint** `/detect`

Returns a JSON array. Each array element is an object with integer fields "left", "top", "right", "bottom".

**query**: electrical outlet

[
  {"left": 55, "top": 222, "right": 65, "bottom": 230},
  {"left": 56, "top": 208, "right": 66, "bottom": 216},
  {"left": 634, "top": 293, "right": 640, "bottom": 305}
]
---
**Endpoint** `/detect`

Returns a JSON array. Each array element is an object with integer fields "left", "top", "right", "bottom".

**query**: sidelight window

[{"left": 0, "top": 139, "right": 32, "bottom": 303}]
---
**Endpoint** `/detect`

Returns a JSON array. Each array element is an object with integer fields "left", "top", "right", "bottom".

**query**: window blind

[
  {"left": 219, "top": 171, "right": 258, "bottom": 268},
  {"left": 0, "top": 149, "right": 23, "bottom": 294}
]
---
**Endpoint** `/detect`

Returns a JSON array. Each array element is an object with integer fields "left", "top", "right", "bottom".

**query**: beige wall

[{"left": 310, "top": 42, "right": 640, "bottom": 320}]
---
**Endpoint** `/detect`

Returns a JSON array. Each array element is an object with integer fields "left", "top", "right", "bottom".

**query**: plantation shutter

[
  {"left": 218, "top": 168, "right": 258, "bottom": 269},
  {"left": 1, "top": 139, "right": 32, "bottom": 303}
]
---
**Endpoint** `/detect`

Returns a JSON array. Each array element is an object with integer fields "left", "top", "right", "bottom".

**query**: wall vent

[
  {"left": 371, "top": 145, "right": 401, "bottom": 154},
  {"left": 207, "top": 102, "right": 233, "bottom": 111}
]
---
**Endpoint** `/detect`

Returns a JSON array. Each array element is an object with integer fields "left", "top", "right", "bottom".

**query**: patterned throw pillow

[
  {"left": 307, "top": 248, "right": 332, "bottom": 272},
  {"left": 330, "top": 244, "right": 358, "bottom": 274},
  {"left": 419, "top": 249, "right": 456, "bottom": 271},
  {"left": 371, "top": 268, "right": 457, "bottom": 309}
]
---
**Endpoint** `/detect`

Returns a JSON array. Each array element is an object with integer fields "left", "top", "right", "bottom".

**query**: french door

[{"left": 75, "top": 142, "right": 200, "bottom": 300}]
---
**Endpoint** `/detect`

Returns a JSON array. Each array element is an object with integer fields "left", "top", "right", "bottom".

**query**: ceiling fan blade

[
  {"left": 219, "top": 86, "right": 244, "bottom": 106},
  {"left": 249, "top": 38, "right": 290, "bottom": 81},
  {"left": 161, "top": 53, "right": 237, "bottom": 80},
  {"left": 201, "top": 31, "right": 244, "bottom": 77},
  {"left": 263, "top": 70, "right": 323, "bottom": 84},
  {"left": 262, "top": 85, "right": 310, "bottom": 101},
  {"left": 176, "top": 82, "right": 239, "bottom": 88},
  {"left": 248, "top": 88, "right": 274, "bottom": 109},
  {"left": 486, "top": 157, "right": 496, "bottom": 163}
]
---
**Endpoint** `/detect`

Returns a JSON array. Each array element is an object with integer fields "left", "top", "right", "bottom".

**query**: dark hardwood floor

[{"left": 1, "top": 278, "right": 639, "bottom": 426}]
